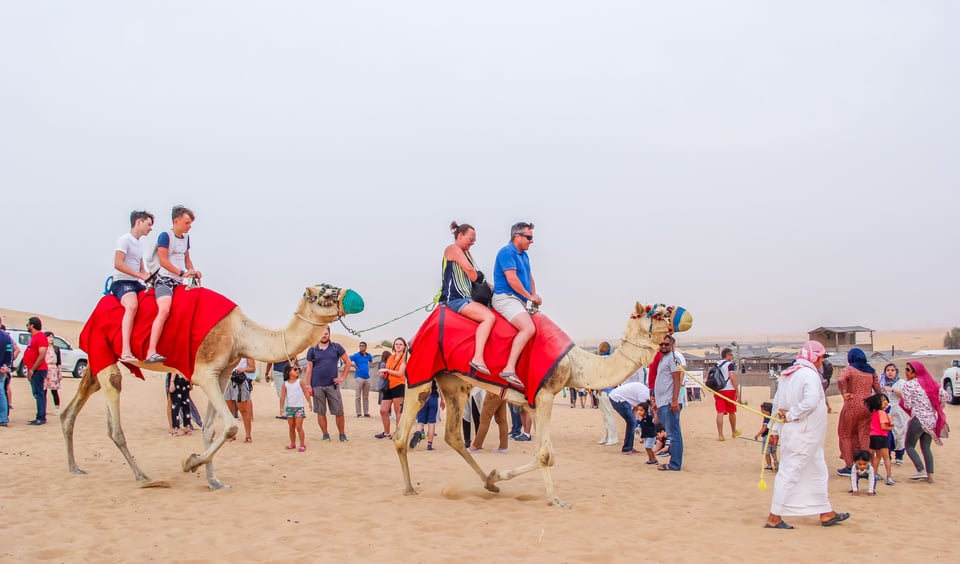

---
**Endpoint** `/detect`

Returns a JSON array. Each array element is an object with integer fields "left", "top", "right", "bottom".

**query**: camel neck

[
  {"left": 236, "top": 311, "right": 330, "bottom": 363},
  {"left": 564, "top": 341, "right": 655, "bottom": 390}
]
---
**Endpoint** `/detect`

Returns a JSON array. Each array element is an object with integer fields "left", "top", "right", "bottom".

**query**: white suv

[
  {"left": 7, "top": 329, "right": 89, "bottom": 379},
  {"left": 943, "top": 360, "right": 960, "bottom": 405}
]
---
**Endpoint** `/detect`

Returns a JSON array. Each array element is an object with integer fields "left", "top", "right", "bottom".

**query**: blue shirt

[
  {"left": 493, "top": 242, "right": 531, "bottom": 301},
  {"left": 306, "top": 342, "right": 346, "bottom": 387},
  {"left": 349, "top": 352, "right": 373, "bottom": 379}
]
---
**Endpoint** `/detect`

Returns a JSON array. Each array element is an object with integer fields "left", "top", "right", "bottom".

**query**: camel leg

[
  {"left": 61, "top": 363, "right": 102, "bottom": 475},
  {"left": 436, "top": 376, "right": 492, "bottom": 489},
  {"left": 486, "top": 392, "right": 569, "bottom": 507},
  {"left": 181, "top": 368, "right": 239, "bottom": 490},
  {"left": 97, "top": 366, "right": 168, "bottom": 487},
  {"left": 395, "top": 381, "right": 432, "bottom": 495}
]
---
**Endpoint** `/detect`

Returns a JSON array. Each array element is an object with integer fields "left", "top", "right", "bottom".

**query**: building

[{"left": 808, "top": 326, "right": 874, "bottom": 355}]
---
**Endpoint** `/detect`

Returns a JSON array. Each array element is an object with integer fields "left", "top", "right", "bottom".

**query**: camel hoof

[
  {"left": 484, "top": 470, "right": 501, "bottom": 493},
  {"left": 182, "top": 453, "right": 202, "bottom": 473},
  {"left": 404, "top": 488, "right": 419, "bottom": 497},
  {"left": 69, "top": 467, "right": 88, "bottom": 476},
  {"left": 139, "top": 480, "right": 170, "bottom": 489},
  {"left": 209, "top": 481, "right": 231, "bottom": 491},
  {"left": 548, "top": 498, "right": 572, "bottom": 509}
]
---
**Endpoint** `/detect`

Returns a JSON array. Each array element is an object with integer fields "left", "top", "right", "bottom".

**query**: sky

[{"left": 1, "top": 2, "right": 957, "bottom": 347}]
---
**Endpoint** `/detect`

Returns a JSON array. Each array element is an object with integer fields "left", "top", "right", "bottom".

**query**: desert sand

[{"left": 2, "top": 367, "right": 957, "bottom": 562}]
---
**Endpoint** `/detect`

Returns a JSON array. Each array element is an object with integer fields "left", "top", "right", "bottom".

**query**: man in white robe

[{"left": 765, "top": 341, "right": 850, "bottom": 529}]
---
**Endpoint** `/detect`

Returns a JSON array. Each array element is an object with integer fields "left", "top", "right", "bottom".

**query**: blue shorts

[
  {"left": 416, "top": 395, "right": 439, "bottom": 424},
  {"left": 446, "top": 297, "right": 472, "bottom": 314},
  {"left": 110, "top": 279, "right": 145, "bottom": 300},
  {"left": 643, "top": 437, "right": 656, "bottom": 449}
]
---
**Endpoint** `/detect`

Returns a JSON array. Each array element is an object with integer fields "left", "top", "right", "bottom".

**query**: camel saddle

[
  {"left": 406, "top": 305, "right": 574, "bottom": 407},
  {"left": 80, "top": 286, "right": 236, "bottom": 380}
]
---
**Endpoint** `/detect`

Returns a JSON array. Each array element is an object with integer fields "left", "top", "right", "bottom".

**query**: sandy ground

[{"left": 2, "top": 371, "right": 956, "bottom": 563}]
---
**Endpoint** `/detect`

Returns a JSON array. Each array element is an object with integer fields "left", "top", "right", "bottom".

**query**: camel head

[
  {"left": 301, "top": 283, "right": 365, "bottom": 321},
  {"left": 623, "top": 303, "right": 693, "bottom": 346}
]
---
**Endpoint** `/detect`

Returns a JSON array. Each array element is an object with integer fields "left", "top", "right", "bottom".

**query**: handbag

[{"left": 471, "top": 270, "right": 492, "bottom": 307}]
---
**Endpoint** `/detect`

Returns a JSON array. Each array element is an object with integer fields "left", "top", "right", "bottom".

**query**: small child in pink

[{"left": 865, "top": 393, "right": 894, "bottom": 485}]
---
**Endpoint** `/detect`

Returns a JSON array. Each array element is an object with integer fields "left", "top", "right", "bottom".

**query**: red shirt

[{"left": 23, "top": 331, "right": 49, "bottom": 371}]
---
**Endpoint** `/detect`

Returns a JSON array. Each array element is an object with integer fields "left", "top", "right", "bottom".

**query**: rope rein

[{"left": 336, "top": 301, "right": 436, "bottom": 338}]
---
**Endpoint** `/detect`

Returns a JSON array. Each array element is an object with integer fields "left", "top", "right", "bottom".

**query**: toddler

[
  {"left": 850, "top": 449, "right": 877, "bottom": 495},
  {"left": 754, "top": 401, "right": 779, "bottom": 471},
  {"left": 635, "top": 403, "right": 658, "bottom": 464},
  {"left": 652, "top": 424, "right": 670, "bottom": 457}
]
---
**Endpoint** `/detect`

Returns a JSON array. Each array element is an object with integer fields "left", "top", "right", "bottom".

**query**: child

[
  {"left": 411, "top": 380, "right": 442, "bottom": 451},
  {"left": 653, "top": 424, "right": 670, "bottom": 457},
  {"left": 636, "top": 403, "right": 658, "bottom": 464},
  {"left": 754, "top": 401, "right": 779, "bottom": 471},
  {"left": 850, "top": 449, "right": 877, "bottom": 495},
  {"left": 279, "top": 362, "right": 311, "bottom": 452},
  {"left": 865, "top": 392, "right": 895, "bottom": 485}
]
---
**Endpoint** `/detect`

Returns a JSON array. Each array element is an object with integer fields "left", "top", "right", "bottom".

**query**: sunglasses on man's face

[
  {"left": 659, "top": 343, "right": 671, "bottom": 347},
  {"left": 514, "top": 233, "right": 533, "bottom": 241}
]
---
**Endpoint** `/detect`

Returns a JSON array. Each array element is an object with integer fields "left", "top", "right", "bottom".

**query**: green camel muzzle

[{"left": 341, "top": 289, "right": 365, "bottom": 315}]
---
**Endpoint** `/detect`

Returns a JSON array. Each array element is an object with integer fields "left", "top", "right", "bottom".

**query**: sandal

[
  {"left": 500, "top": 372, "right": 525, "bottom": 389},
  {"left": 144, "top": 353, "right": 167, "bottom": 364},
  {"left": 297, "top": 445, "right": 307, "bottom": 452},
  {"left": 183, "top": 428, "right": 192, "bottom": 436},
  {"left": 168, "top": 429, "right": 179, "bottom": 437},
  {"left": 374, "top": 433, "right": 392, "bottom": 439},
  {"left": 120, "top": 354, "right": 138, "bottom": 362},
  {"left": 764, "top": 521, "right": 794, "bottom": 529},
  {"left": 285, "top": 444, "right": 296, "bottom": 450},
  {"left": 821, "top": 512, "right": 850, "bottom": 527},
  {"left": 244, "top": 437, "right": 252, "bottom": 443},
  {"left": 657, "top": 464, "right": 678, "bottom": 471},
  {"left": 469, "top": 361, "right": 491, "bottom": 376}
]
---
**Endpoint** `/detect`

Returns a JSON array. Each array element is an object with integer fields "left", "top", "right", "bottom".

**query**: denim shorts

[
  {"left": 110, "top": 279, "right": 146, "bottom": 300},
  {"left": 643, "top": 437, "right": 656, "bottom": 449},
  {"left": 446, "top": 297, "right": 472, "bottom": 314}
]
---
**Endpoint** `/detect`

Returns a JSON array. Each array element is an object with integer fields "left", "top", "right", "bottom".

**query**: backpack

[{"left": 705, "top": 361, "right": 730, "bottom": 391}]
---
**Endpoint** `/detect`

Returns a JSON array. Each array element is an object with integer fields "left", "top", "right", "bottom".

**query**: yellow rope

[{"left": 675, "top": 365, "right": 782, "bottom": 491}]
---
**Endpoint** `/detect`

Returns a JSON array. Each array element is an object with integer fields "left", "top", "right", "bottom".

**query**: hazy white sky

[{"left": 1, "top": 2, "right": 957, "bottom": 345}]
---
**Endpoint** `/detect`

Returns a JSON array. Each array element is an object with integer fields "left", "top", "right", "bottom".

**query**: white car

[
  {"left": 943, "top": 360, "right": 960, "bottom": 405},
  {"left": 8, "top": 329, "right": 89, "bottom": 379}
]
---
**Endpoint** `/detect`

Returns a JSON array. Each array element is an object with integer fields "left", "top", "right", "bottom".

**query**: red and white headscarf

[{"left": 781, "top": 340, "right": 826, "bottom": 378}]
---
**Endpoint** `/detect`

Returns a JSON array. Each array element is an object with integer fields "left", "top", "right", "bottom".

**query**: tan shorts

[
  {"left": 491, "top": 293, "right": 527, "bottom": 322},
  {"left": 312, "top": 385, "right": 344, "bottom": 416}
]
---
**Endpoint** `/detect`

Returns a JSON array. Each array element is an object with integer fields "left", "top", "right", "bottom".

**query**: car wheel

[
  {"left": 17, "top": 363, "right": 28, "bottom": 378},
  {"left": 947, "top": 381, "right": 960, "bottom": 405},
  {"left": 73, "top": 360, "right": 87, "bottom": 379}
]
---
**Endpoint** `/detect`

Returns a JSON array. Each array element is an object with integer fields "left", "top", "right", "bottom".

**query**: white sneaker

[
  {"left": 54, "top": 408, "right": 60, "bottom": 416},
  {"left": 909, "top": 471, "right": 928, "bottom": 480}
]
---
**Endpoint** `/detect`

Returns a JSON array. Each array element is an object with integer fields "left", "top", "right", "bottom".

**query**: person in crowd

[
  {"left": 279, "top": 362, "right": 311, "bottom": 452},
  {"left": 23, "top": 317, "right": 49, "bottom": 426},
  {"left": 376, "top": 337, "right": 407, "bottom": 439},
  {"left": 900, "top": 360, "right": 949, "bottom": 483},
  {"left": 306, "top": 330, "right": 350, "bottom": 442},
  {"left": 713, "top": 347, "right": 740, "bottom": 441},
  {"left": 168, "top": 373, "right": 193, "bottom": 436},
  {"left": 879, "top": 363, "right": 908, "bottom": 464},
  {"left": 410, "top": 380, "right": 444, "bottom": 451},
  {"left": 608, "top": 381, "right": 650, "bottom": 455},
  {"left": 636, "top": 403, "right": 658, "bottom": 464},
  {"left": 0, "top": 324, "right": 15, "bottom": 426},
  {"left": 350, "top": 342, "right": 373, "bottom": 418},
  {"left": 865, "top": 392, "right": 895, "bottom": 485},
  {"left": 225, "top": 357, "right": 256, "bottom": 442},
  {"left": 42, "top": 331, "right": 61, "bottom": 416},
  {"left": 755, "top": 401, "right": 779, "bottom": 471},
  {"left": 439, "top": 221, "right": 496, "bottom": 375},
  {"left": 468, "top": 392, "right": 510, "bottom": 454},
  {"left": 652, "top": 424, "right": 669, "bottom": 457},
  {"left": 836, "top": 348, "right": 881, "bottom": 476},
  {"left": 652, "top": 335, "right": 685, "bottom": 471},
  {"left": 764, "top": 341, "right": 849, "bottom": 530},
  {"left": 491, "top": 221, "right": 540, "bottom": 389}
]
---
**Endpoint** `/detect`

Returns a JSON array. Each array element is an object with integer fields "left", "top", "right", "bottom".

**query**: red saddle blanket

[
  {"left": 80, "top": 286, "right": 236, "bottom": 380},
  {"left": 405, "top": 305, "right": 574, "bottom": 407}
]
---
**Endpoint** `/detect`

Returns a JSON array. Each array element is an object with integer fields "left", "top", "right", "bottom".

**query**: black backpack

[{"left": 705, "top": 361, "right": 730, "bottom": 391}]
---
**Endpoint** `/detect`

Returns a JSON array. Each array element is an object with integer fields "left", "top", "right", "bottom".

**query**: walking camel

[
  {"left": 394, "top": 302, "right": 692, "bottom": 507},
  {"left": 62, "top": 283, "right": 364, "bottom": 489}
]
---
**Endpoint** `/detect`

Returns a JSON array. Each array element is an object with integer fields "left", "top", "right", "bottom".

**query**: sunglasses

[
  {"left": 467, "top": 237, "right": 476, "bottom": 242},
  {"left": 513, "top": 233, "right": 533, "bottom": 241},
  {"left": 659, "top": 343, "right": 671, "bottom": 347},
  {"left": 290, "top": 367, "right": 301, "bottom": 371}
]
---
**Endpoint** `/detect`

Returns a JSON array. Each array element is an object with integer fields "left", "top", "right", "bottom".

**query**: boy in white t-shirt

[
  {"left": 145, "top": 205, "right": 202, "bottom": 364},
  {"left": 110, "top": 210, "right": 155, "bottom": 362}
]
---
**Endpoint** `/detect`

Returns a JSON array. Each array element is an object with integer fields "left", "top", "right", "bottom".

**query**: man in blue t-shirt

[
  {"left": 491, "top": 221, "right": 541, "bottom": 389},
  {"left": 306, "top": 329, "right": 351, "bottom": 441},
  {"left": 349, "top": 342, "right": 373, "bottom": 418}
]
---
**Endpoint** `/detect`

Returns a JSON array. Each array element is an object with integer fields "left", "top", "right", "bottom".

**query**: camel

[
  {"left": 61, "top": 283, "right": 364, "bottom": 489},
  {"left": 393, "top": 302, "right": 692, "bottom": 507}
]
